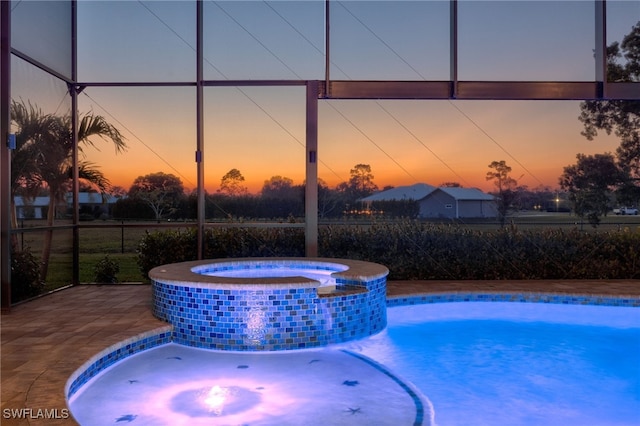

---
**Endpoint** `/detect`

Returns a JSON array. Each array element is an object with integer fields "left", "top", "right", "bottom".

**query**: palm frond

[
  {"left": 72, "top": 161, "right": 112, "bottom": 194},
  {"left": 78, "top": 114, "right": 127, "bottom": 154}
]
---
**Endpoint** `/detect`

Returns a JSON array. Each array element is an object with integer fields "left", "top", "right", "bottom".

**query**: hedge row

[{"left": 137, "top": 222, "right": 640, "bottom": 280}]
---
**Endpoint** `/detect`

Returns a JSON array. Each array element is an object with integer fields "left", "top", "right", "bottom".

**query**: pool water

[
  {"left": 202, "top": 267, "right": 337, "bottom": 287},
  {"left": 68, "top": 302, "right": 639, "bottom": 425},
  {"left": 353, "top": 302, "right": 640, "bottom": 426}
]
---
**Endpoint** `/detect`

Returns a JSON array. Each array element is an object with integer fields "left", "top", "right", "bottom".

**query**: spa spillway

[{"left": 149, "top": 258, "right": 389, "bottom": 351}]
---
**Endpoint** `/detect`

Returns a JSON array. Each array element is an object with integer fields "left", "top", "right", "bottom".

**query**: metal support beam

[
  {"left": 305, "top": 81, "right": 319, "bottom": 257},
  {"left": 607, "top": 82, "right": 640, "bottom": 99},
  {"left": 328, "top": 81, "right": 452, "bottom": 99},
  {"left": 196, "top": 0, "right": 205, "bottom": 259},
  {"left": 456, "top": 81, "right": 601, "bottom": 100},
  {"left": 595, "top": 0, "right": 607, "bottom": 98},
  {"left": 324, "top": 0, "right": 330, "bottom": 98},
  {"left": 325, "top": 80, "right": 623, "bottom": 100},
  {"left": 450, "top": 0, "right": 458, "bottom": 99},
  {"left": 1, "top": 0, "right": 11, "bottom": 312},
  {"left": 71, "top": 0, "right": 79, "bottom": 286}
]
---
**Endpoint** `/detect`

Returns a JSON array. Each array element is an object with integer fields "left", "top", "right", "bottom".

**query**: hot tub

[{"left": 149, "top": 257, "right": 389, "bottom": 351}]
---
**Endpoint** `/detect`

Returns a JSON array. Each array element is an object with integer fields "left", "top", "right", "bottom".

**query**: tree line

[
  {"left": 111, "top": 164, "right": 394, "bottom": 221},
  {"left": 113, "top": 164, "right": 580, "bottom": 223}
]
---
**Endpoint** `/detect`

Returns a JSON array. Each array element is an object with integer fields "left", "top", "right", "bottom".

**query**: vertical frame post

[
  {"left": 324, "top": 0, "right": 330, "bottom": 98},
  {"left": 595, "top": 0, "right": 607, "bottom": 98},
  {"left": 305, "top": 81, "right": 319, "bottom": 257},
  {"left": 71, "top": 0, "right": 80, "bottom": 285},
  {"left": 196, "top": 0, "right": 205, "bottom": 259},
  {"left": 1, "top": 0, "right": 12, "bottom": 312},
  {"left": 450, "top": 0, "right": 458, "bottom": 99}
]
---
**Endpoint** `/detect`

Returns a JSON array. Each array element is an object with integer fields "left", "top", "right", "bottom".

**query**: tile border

[
  {"left": 65, "top": 326, "right": 172, "bottom": 401},
  {"left": 387, "top": 292, "right": 640, "bottom": 307},
  {"left": 342, "top": 349, "right": 430, "bottom": 426}
]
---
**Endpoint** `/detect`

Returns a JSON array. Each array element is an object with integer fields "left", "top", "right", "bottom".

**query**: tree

[
  {"left": 128, "top": 172, "right": 185, "bottom": 221},
  {"left": 111, "top": 197, "right": 155, "bottom": 220},
  {"left": 317, "top": 178, "right": 343, "bottom": 219},
  {"left": 9, "top": 101, "right": 55, "bottom": 234},
  {"left": 579, "top": 22, "right": 640, "bottom": 182},
  {"left": 219, "top": 168, "right": 248, "bottom": 196},
  {"left": 439, "top": 181, "right": 462, "bottom": 188},
  {"left": 486, "top": 160, "right": 518, "bottom": 226},
  {"left": 515, "top": 185, "right": 555, "bottom": 211},
  {"left": 109, "top": 186, "right": 128, "bottom": 199},
  {"left": 261, "top": 175, "right": 295, "bottom": 199},
  {"left": 259, "top": 176, "right": 303, "bottom": 218},
  {"left": 559, "top": 153, "right": 624, "bottom": 227},
  {"left": 346, "top": 163, "right": 378, "bottom": 200},
  {"left": 10, "top": 100, "right": 127, "bottom": 279}
]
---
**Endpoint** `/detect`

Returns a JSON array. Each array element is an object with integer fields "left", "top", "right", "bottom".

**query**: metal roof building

[{"left": 361, "top": 184, "right": 496, "bottom": 219}]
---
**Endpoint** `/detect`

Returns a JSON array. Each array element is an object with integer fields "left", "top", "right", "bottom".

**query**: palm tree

[
  {"left": 9, "top": 101, "right": 57, "bottom": 235},
  {"left": 10, "top": 100, "right": 127, "bottom": 279}
]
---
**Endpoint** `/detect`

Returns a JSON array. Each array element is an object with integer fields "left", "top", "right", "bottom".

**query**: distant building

[
  {"left": 13, "top": 196, "right": 50, "bottom": 219},
  {"left": 13, "top": 192, "right": 121, "bottom": 220},
  {"left": 359, "top": 183, "right": 436, "bottom": 202},
  {"left": 360, "top": 183, "right": 497, "bottom": 219}
]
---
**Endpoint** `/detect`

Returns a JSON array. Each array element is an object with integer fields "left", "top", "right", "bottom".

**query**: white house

[
  {"left": 360, "top": 183, "right": 497, "bottom": 219},
  {"left": 13, "top": 192, "right": 121, "bottom": 219},
  {"left": 13, "top": 196, "right": 50, "bottom": 219}
]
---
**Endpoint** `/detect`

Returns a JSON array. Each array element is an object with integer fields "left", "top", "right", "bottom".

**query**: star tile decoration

[{"left": 115, "top": 414, "right": 137, "bottom": 422}]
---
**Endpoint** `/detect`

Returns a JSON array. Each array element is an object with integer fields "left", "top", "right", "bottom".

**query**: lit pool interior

[
  {"left": 67, "top": 297, "right": 639, "bottom": 425},
  {"left": 200, "top": 264, "right": 345, "bottom": 288},
  {"left": 354, "top": 301, "right": 640, "bottom": 426}
]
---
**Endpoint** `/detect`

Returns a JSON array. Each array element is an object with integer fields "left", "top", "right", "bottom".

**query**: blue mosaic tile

[
  {"left": 66, "top": 328, "right": 172, "bottom": 399},
  {"left": 343, "top": 350, "right": 425, "bottom": 425},
  {"left": 151, "top": 261, "right": 388, "bottom": 351},
  {"left": 386, "top": 292, "right": 640, "bottom": 307}
]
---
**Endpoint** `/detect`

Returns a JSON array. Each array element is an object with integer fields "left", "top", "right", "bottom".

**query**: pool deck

[{"left": 2, "top": 280, "right": 639, "bottom": 426}]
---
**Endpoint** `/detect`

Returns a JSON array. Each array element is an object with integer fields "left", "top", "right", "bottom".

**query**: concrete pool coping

[
  {"left": 2, "top": 280, "right": 639, "bottom": 425},
  {"left": 149, "top": 257, "right": 389, "bottom": 287}
]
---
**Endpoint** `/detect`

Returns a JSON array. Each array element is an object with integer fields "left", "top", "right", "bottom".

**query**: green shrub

[
  {"left": 94, "top": 255, "right": 120, "bottom": 283},
  {"left": 136, "top": 229, "right": 198, "bottom": 277},
  {"left": 137, "top": 227, "right": 306, "bottom": 278},
  {"left": 136, "top": 221, "right": 640, "bottom": 280},
  {"left": 11, "top": 248, "right": 44, "bottom": 303}
]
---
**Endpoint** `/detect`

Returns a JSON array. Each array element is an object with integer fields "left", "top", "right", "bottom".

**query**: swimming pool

[
  {"left": 67, "top": 299, "right": 639, "bottom": 425},
  {"left": 352, "top": 302, "right": 640, "bottom": 426}
]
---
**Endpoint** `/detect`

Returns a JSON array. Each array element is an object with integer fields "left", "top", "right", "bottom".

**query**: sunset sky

[{"left": 11, "top": 1, "right": 639, "bottom": 195}]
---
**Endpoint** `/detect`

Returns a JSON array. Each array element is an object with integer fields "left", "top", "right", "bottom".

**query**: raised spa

[{"left": 149, "top": 258, "right": 389, "bottom": 351}]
